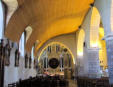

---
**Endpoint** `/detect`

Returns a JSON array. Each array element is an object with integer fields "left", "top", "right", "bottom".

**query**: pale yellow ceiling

[{"left": 4, "top": 0, "right": 94, "bottom": 54}]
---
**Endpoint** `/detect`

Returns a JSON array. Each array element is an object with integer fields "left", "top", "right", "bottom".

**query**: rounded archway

[
  {"left": 81, "top": 6, "right": 108, "bottom": 77},
  {"left": 37, "top": 42, "right": 75, "bottom": 78},
  {"left": 77, "top": 29, "right": 85, "bottom": 57},
  {"left": 90, "top": 7, "right": 108, "bottom": 76},
  {"left": 76, "top": 29, "right": 85, "bottom": 76}
]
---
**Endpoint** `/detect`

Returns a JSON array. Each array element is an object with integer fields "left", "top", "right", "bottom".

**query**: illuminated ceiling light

[
  {"left": 91, "top": 42, "right": 98, "bottom": 48},
  {"left": 77, "top": 52, "right": 83, "bottom": 56}
]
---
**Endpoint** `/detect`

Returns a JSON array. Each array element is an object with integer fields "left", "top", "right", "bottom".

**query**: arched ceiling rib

[
  {"left": 3, "top": 0, "right": 18, "bottom": 23},
  {"left": 32, "top": 9, "right": 89, "bottom": 55},
  {"left": 4, "top": 0, "right": 35, "bottom": 42},
  {"left": 4, "top": 0, "right": 94, "bottom": 53}
]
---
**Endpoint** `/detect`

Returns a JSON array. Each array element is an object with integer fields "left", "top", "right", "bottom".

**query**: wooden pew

[
  {"left": 8, "top": 75, "right": 69, "bottom": 87},
  {"left": 76, "top": 77, "right": 113, "bottom": 87}
]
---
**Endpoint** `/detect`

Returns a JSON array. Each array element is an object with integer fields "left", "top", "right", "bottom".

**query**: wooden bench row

[
  {"left": 77, "top": 77, "right": 113, "bottom": 87},
  {"left": 8, "top": 76, "right": 69, "bottom": 87}
]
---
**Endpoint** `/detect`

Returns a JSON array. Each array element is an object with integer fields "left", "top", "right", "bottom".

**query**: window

[
  {"left": 0, "top": 1, "right": 4, "bottom": 39},
  {"left": 56, "top": 44, "right": 60, "bottom": 53},
  {"left": 31, "top": 46, "right": 34, "bottom": 60},
  {"left": 47, "top": 46, "right": 51, "bottom": 53},
  {"left": 19, "top": 32, "right": 25, "bottom": 57},
  {"left": 44, "top": 57, "right": 46, "bottom": 68}
]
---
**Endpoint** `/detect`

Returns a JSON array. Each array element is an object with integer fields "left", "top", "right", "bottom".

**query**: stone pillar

[
  {"left": 105, "top": 35, "right": 113, "bottom": 84},
  {"left": 77, "top": 56, "right": 84, "bottom": 76},
  {"left": 83, "top": 47, "right": 100, "bottom": 78}
]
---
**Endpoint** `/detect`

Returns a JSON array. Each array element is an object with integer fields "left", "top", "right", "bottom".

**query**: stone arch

[
  {"left": 38, "top": 42, "right": 75, "bottom": 65},
  {"left": 35, "top": 33, "right": 77, "bottom": 64},
  {"left": 89, "top": 7, "right": 100, "bottom": 48},
  {"left": 82, "top": 7, "right": 101, "bottom": 48},
  {"left": 37, "top": 41, "right": 76, "bottom": 77},
  {"left": 81, "top": 6, "right": 102, "bottom": 77},
  {"left": 76, "top": 29, "right": 85, "bottom": 76},
  {"left": 92, "top": 4, "right": 110, "bottom": 72},
  {"left": 88, "top": 5, "right": 108, "bottom": 71},
  {"left": 77, "top": 29, "right": 85, "bottom": 57}
]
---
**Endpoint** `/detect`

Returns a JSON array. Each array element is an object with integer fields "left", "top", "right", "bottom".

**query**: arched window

[
  {"left": 0, "top": 1, "right": 4, "bottom": 39},
  {"left": 19, "top": 32, "right": 25, "bottom": 57},
  {"left": 31, "top": 46, "right": 34, "bottom": 60}
]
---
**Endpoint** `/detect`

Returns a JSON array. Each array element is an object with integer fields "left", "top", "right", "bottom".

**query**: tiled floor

[{"left": 68, "top": 80, "right": 78, "bottom": 87}]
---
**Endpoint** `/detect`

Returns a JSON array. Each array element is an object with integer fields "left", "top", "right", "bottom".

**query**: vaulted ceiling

[{"left": 3, "top": 0, "right": 94, "bottom": 54}]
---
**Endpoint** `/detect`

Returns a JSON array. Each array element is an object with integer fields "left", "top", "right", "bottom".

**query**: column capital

[
  {"left": 87, "top": 47, "right": 100, "bottom": 51},
  {"left": 103, "top": 33, "right": 113, "bottom": 41},
  {"left": 85, "top": 47, "right": 99, "bottom": 51}
]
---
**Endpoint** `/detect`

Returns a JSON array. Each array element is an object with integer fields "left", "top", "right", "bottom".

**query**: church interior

[{"left": 0, "top": 0, "right": 113, "bottom": 87}]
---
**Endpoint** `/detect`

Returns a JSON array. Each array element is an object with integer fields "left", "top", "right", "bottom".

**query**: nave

[
  {"left": 8, "top": 75, "right": 113, "bottom": 87},
  {"left": 1, "top": 0, "right": 113, "bottom": 87},
  {"left": 8, "top": 75, "right": 77, "bottom": 87}
]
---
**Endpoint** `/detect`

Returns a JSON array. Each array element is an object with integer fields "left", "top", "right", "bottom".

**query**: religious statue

[
  {"left": 15, "top": 49, "right": 20, "bottom": 67},
  {"left": 25, "top": 54, "right": 28, "bottom": 68}
]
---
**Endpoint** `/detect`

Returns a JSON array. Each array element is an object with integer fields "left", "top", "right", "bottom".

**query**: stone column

[
  {"left": 105, "top": 35, "right": 113, "bottom": 84},
  {"left": 77, "top": 56, "right": 84, "bottom": 76},
  {"left": 83, "top": 47, "right": 100, "bottom": 78}
]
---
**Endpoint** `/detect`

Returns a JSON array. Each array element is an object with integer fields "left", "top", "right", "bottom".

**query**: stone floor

[{"left": 68, "top": 80, "right": 78, "bottom": 87}]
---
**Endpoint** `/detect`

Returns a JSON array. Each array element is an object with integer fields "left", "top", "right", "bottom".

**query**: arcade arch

[
  {"left": 37, "top": 42, "right": 75, "bottom": 78},
  {"left": 78, "top": 6, "right": 109, "bottom": 78}
]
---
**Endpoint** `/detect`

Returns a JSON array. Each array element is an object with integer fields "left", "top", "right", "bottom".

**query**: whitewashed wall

[
  {"left": 4, "top": 46, "right": 37, "bottom": 87},
  {"left": 37, "top": 33, "right": 77, "bottom": 64},
  {"left": 37, "top": 33, "right": 77, "bottom": 76}
]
